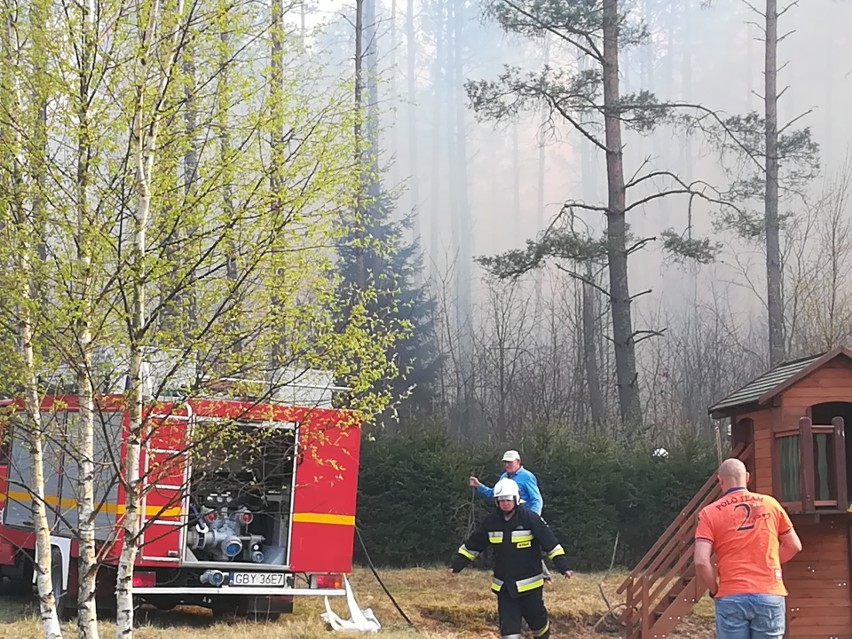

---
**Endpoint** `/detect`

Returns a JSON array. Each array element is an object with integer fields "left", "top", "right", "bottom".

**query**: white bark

[
  {"left": 115, "top": 2, "right": 185, "bottom": 636},
  {"left": 5, "top": 3, "right": 63, "bottom": 635},
  {"left": 23, "top": 319, "right": 64, "bottom": 639},
  {"left": 74, "top": 0, "right": 101, "bottom": 634}
]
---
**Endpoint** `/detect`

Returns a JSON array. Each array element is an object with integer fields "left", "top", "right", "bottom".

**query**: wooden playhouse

[{"left": 619, "top": 345, "right": 852, "bottom": 638}]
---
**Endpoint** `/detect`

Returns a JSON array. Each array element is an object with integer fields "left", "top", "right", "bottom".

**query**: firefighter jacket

[{"left": 450, "top": 507, "right": 571, "bottom": 597}]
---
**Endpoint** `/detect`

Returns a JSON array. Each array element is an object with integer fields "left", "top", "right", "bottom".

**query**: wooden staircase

[{"left": 617, "top": 442, "right": 753, "bottom": 639}]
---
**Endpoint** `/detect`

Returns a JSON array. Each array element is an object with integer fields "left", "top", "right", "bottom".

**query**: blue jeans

[{"left": 714, "top": 594, "right": 786, "bottom": 639}]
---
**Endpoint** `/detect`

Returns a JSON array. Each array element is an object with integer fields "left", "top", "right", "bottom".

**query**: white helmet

[{"left": 493, "top": 478, "right": 522, "bottom": 505}]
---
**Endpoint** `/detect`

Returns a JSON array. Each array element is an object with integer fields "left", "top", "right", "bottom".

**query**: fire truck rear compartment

[{"left": 183, "top": 420, "right": 296, "bottom": 568}]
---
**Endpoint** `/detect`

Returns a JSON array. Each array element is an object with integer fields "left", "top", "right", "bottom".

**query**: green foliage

[
  {"left": 660, "top": 229, "right": 721, "bottom": 264},
  {"left": 355, "top": 432, "right": 718, "bottom": 569},
  {"left": 476, "top": 224, "right": 607, "bottom": 279},
  {"left": 355, "top": 434, "right": 494, "bottom": 566},
  {"left": 702, "top": 111, "right": 820, "bottom": 240},
  {"left": 0, "top": 0, "right": 405, "bottom": 426},
  {"left": 337, "top": 191, "right": 439, "bottom": 424}
]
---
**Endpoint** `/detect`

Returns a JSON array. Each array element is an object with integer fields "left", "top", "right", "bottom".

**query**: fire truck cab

[{"left": 0, "top": 367, "right": 361, "bottom": 620}]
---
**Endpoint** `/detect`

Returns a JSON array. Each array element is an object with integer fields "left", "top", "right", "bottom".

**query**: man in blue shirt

[
  {"left": 470, "top": 450, "right": 550, "bottom": 581},
  {"left": 469, "top": 450, "right": 543, "bottom": 515}
]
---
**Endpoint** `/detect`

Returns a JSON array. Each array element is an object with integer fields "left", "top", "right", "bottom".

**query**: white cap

[{"left": 502, "top": 450, "right": 521, "bottom": 462}]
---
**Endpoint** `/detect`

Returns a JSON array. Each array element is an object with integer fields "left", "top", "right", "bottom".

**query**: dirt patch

[{"left": 417, "top": 604, "right": 715, "bottom": 639}]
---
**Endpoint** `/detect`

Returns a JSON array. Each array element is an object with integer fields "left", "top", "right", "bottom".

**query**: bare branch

[
  {"left": 554, "top": 263, "right": 612, "bottom": 298},
  {"left": 626, "top": 238, "right": 655, "bottom": 256},
  {"left": 742, "top": 1, "right": 765, "bottom": 18},
  {"left": 634, "top": 328, "right": 667, "bottom": 344},
  {"left": 778, "top": 108, "right": 815, "bottom": 135},
  {"left": 629, "top": 288, "right": 653, "bottom": 301},
  {"left": 778, "top": 0, "right": 799, "bottom": 18}
]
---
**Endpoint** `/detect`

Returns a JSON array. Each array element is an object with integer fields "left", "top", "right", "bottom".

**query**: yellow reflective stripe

[
  {"left": 516, "top": 578, "right": 544, "bottom": 593},
  {"left": 458, "top": 545, "right": 476, "bottom": 560},
  {"left": 491, "top": 577, "right": 504, "bottom": 592},
  {"left": 6, "top": 491, "right": 182, "bottom": 518},
  {"left": 292, "top": 513, "right": 355, "bottom": 526},
  {"left": 532, "top": 622, "right": 550, "bottom": 637},
  {"left": 511, "top": 529, "right": 532, "bottom": 541},
  {"left": 488, "top": 532, "right": 503, "bottom": 543},
  {"left": 547, "top": 544, "right": 565, "bottom": 560},
  {"left": 513, "top": 535, "right": 533, "bottom": 543},
  {"left": 515, "top": 574, "right": 544, "bottom": 593}
]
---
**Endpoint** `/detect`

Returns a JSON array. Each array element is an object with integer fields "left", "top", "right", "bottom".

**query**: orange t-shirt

[{"left": 694, "top": 488, "right": 794, "bottom": 597}]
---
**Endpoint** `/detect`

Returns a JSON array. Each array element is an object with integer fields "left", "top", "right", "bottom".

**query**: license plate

[{"left": 229, "top": 572, "right": 286, "bottom": 587}]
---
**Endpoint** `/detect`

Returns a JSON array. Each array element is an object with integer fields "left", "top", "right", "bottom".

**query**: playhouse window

[
  {"left": 814, "top": 433, "right": 831, "bottom": 501},
  {"left": 778, "top": 434, "right": 800, "bottom": 502},
  {"left": 779, "top": 431, "right": 838, "bottom": 505}
]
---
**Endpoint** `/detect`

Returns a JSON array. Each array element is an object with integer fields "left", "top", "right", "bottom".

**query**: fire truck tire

[
  {"left": 0, "top": 551, "right": 34, "bottom": 596},
  {"left": 210, "top": 598, "right": 241, "bottom": 620},
  {"left": 210, "top": 597, "right": 283, "bottom": 622}
]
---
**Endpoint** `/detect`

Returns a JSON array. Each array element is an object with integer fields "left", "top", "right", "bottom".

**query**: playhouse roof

[{"left": 709, "top": 345, "right": 852, "bottom": 418}]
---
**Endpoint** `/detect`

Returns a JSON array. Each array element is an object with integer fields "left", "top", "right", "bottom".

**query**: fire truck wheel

[
  {"left": 0, "top": 552, "right": 34, "bottom": 596},
  {"left": 211, "top": 598, "right": 282, "bottom": 622},
  {"left": 211, "top": 598, "right": 241, "bottom": 620}
]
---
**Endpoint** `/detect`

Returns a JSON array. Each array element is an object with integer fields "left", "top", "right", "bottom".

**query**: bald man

[{"left": 694, "top": 458, "right": 802, "bottom": 639}]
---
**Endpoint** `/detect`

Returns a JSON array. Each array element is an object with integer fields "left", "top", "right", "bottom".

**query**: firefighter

[{"left": 449, "top": 478, "right": 572, "bottom": 639}]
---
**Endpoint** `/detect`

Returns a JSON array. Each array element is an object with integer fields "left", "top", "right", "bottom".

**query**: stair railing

[{"left": 618, "top": 442, "right": 753, "bottom": 638}]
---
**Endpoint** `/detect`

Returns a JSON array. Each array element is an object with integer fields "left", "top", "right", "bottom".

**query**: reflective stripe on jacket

[{"left": 450, "top": 507, "right": 571, "bottom": 597}]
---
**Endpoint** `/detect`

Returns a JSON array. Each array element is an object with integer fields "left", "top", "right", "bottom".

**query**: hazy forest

[
  {"left": 320, "top": 0, "right": 852, "bottom": 443},
  {"left": 0, "top": 0, "right": 850, "bottom": 636}
]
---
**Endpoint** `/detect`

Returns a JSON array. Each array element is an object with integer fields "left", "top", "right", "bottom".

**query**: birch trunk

[
  {"left": 116, "top": 1, "right": 184, "bottom": 635},
  {"left": 115, "top": 113, "right": 153, "bottom": 638},
  {"left": 74, "top": 0, "right": 101, "bottom": 634},
  {"left": 16, "top": 196, "right": 63, "bottom": 639},
  {"left": 5, "top": 2, "right": 63, "bottom": 634},
  {"left": 21, "top": 299, "right": 64, "bottom": 639}
]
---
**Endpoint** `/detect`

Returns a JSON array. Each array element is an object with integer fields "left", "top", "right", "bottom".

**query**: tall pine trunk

[
  {"left": 602, "top": 0, "right": 642, "bottom": 430},
  {"left": 579, "top": 125, "right": 605, "bottom": 429},
  {"left": 764, "top": 0, "right": 784, "bottom": 366},
  {"left": 450, "top": 0, "right": 472, "bottom": 378},
  {"left": 405, "top": 0, "right": 422, "bottom": 278}
]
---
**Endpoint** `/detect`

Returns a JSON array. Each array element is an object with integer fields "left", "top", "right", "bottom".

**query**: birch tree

[
  {"left": 0, "top": 0, "right": 64, "bottom": 634},
  {"left": 2, "top": 2, "right": 408, "bottom": 634},
  {"left": 69, "top": 0, "right": 105, "bottom": 633}
]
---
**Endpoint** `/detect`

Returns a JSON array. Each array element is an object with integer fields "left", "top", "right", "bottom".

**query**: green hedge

[{"left": 354, "top": 434, "right": 717, "bottom": 570}]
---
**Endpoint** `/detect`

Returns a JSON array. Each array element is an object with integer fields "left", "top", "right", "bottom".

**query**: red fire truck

[{"left": 0, "top": 386, "right": 362, "bottom": 620}]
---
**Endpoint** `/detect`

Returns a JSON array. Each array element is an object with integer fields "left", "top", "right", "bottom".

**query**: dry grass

[{"left": 0, "top": 567, "right": 716, "bottom": 639}]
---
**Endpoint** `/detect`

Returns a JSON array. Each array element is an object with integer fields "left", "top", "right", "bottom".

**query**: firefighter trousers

[{"left": 497, "top": 586, "right": 550, "bottom": 639}]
